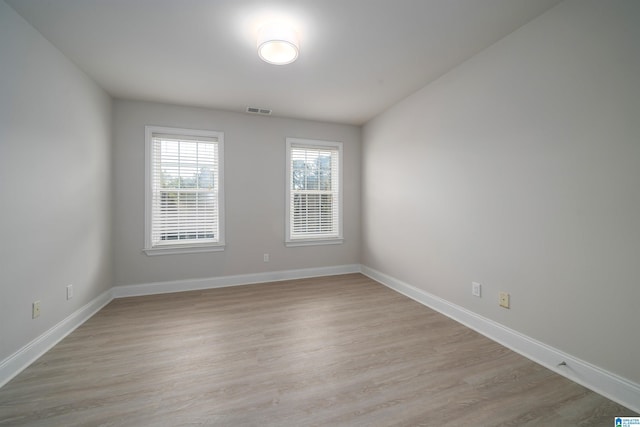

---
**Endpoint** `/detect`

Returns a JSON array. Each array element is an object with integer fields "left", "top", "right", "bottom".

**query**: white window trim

[
  {"left": 144, "top": 126, "right": 225, "bottom": 256},
  {"left": 285, "top": 137, "right": 344, "bottom": 247}
]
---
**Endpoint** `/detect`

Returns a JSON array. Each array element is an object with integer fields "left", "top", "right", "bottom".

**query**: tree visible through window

[
  {"left": 145, "top": 126, "right": 224, "bottom": 255},
  {"left": 286, "top": 138, "right": 342, "bottom": 245}
]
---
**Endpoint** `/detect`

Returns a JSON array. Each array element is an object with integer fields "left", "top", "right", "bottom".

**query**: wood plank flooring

[{"left": 0, "top": 274, "right": 635, "bottom": 426}]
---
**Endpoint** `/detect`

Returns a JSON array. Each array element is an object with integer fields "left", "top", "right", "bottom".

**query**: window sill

[
  {"left": 143, "top": 244, "right": 225, "bottom": 256},
  {"left": 285, "top": 238, "right": 344, "bottom": 248}
]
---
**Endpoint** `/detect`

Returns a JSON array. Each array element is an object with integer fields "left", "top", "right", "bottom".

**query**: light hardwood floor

[{"left": 0, "top": 274, "right": 635, "bottom": 426}]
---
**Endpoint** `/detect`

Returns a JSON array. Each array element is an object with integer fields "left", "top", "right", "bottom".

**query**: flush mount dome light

[{"left": 257, "top": 23, "right": 299, "bottom": 65}]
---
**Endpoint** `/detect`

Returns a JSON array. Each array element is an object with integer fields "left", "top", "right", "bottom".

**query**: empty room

[{"left": 1, "top": 0, "right": 638, "bottom": 425}]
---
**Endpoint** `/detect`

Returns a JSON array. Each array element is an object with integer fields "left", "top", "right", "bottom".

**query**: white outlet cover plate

[
  {"left": 32, "top": 301, "right": 41, "bottom": 318},
  {"left": 472, "top": 282, "right": 481, "bottom": 297}
]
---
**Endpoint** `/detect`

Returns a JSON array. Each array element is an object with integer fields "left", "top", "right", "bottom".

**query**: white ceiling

[{"left": 6, "top": 0, "right": 562, "bottom": 125}]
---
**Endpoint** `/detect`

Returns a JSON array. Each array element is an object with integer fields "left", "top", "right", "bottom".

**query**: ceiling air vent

[{"left": 246, "top": 106, "right": 272, "bottom": 115}]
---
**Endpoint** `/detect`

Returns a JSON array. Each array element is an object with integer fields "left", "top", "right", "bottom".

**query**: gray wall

[
  {"left": 0, "top": 2, "right": 113, "bottom": 361},
  {"left": 3, "top": 0, "right": 638, "bottom": 393},
  {"left": 112, "top": 100, "right": 361, "bottom": 286},
  {"left": 362, "top": 0, "right": 640, "bottom": 383}
]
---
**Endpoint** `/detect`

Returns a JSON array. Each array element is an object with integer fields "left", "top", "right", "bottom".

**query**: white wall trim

[
  {"left": 0, "top": 289, "right": 113, "bottom": 389},
  {"left": 112, "top": 264, "right": 361, "bottom": 298},
  {"left": 361, "top": 265, "right": 640, "bottom": 413}
]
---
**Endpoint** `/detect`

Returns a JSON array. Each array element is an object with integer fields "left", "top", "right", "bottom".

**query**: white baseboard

[
  {"left": 361, "top": 265, "right": 640, "bottom": 413},
  {"left": 111, "top": 264, "right": 362, "bottom": 298},
  {"left": 0, "top": 289, "right": 113, "bottom": 389}
]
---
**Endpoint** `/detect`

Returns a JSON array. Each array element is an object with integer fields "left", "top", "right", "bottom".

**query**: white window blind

[
  {"left": 286, "top": 138, "right": 343, "bottom": 245},
  {"left": 145, "top": 127, "right": 224, "bottom": 254}
]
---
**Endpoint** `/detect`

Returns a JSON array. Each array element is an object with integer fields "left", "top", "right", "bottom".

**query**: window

[
  {"left": 144, "top": 126, "right": 224, "bottom": 255},
  {"left": 286, "top": 138, "right": 343, "bottom": 246}
]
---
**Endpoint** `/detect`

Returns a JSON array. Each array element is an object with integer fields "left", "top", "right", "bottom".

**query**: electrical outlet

[
  {"left": 263, "top": 253, "right": 270, "bottom": 262},
  {"left": 66, "top": 284, "right": 73, "bottom": 300},
  {"left": 499, "top": 291, "right": 510, "bottom": 309},
  {"left": 472, "top": 282, "right": 481, "bottom": 297},
  {"left": 32, "top": 301, "right": 41, "bottom": 319}
]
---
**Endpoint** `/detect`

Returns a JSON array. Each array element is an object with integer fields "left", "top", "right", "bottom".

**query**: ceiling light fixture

[{"left": 257, "top": 23, "right": 299, "bottom": 65}]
